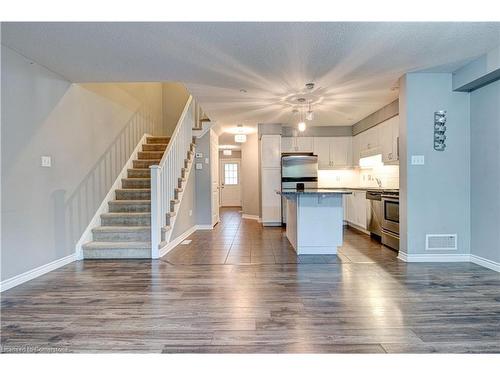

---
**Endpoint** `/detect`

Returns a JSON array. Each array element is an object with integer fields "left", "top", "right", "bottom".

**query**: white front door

[
  {"left": 210, "top": 130, "right": 220, "bottom": 226},
  {"left": 220, "top": 160, "right": 242, "bottom": 207}
]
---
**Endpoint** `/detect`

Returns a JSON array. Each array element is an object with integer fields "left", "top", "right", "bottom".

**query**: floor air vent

[{"left": 425, "top": 234, "right": 457, "bottom": 250}]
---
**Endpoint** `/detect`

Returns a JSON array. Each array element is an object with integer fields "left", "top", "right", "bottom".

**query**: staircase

[{"left": 82, "top": 136, "right": 170, "bottom": 259}]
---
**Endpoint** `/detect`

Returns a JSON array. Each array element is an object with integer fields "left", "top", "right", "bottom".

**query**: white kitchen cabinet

[
  {"left": 261, "top": 135, "right": 281, "bottom": 168},
  {"left": 380, "top": 116, "right": 399, "bottom": 163},
  {"left": 357, "top": 126, "right": 381, "bottom": 159},
  {"left": 296, "top": 137, "right": 314, "bottom": 152},
  {"left": 332, "top": 137, "right": 352, "bottom": 166},
  {"left": 344, "top": 190, "right": 367, "bottom": 230},
  {"left": 352, "top": 134, "right": 361, "bottom": 167},
  {"left": 391, "top": 115, "right": 400, "bottom": 162},
  {"left": 313, "top": 137, "right": 352, "bottom": 169},
  {"left": 281, "top": 137, "right": 314, "bottom": 153},
  {"left": 261, "top": 168, "right": 282, "bottom": 225},
  {"left": 281, "top": 137, "right": 294, "bottom": 153},
  {"left": 313, "top": 137, "right": 332, "bottom": 169},
  {"left": 261, "top": 135, "right": 282, "bottom": 225}
]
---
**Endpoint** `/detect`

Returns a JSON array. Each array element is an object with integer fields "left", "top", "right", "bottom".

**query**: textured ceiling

[{"left": 2, "top": 22, "right": 500, "bottom": 127}]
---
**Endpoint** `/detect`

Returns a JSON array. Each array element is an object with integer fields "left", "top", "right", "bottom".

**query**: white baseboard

[
  {"left": 196, "top": 224, "right": 214, "bottom": 230},
  {"left": 398, "top": 252, "right": 500, "bottom": 272},
  {"left": 0, "top": 253, "right": 77, "bottom": 293},
  {"left": 74, "top": 133, "right": 151, "bottom": 259},
  {"left": 470, "top": 254, "right": 500, "bottom": 272},
  {"left": 397, "top": 252, "right": 470, "bottom": 262},
  {"left": 241, "top": 214, "right": 260, "bottom": 221}
]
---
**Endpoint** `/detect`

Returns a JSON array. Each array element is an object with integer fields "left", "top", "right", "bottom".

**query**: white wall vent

[{"left": 425, "top": 234, "right": 457, "bottom": 250}]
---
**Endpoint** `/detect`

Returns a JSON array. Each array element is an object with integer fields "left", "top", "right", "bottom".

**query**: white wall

[{"left": 1, "top": 45, "right": 164, "bottom": 282}]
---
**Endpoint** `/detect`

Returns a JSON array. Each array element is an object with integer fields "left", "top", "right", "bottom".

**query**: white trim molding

[
  {"left": 196, "top": 224, "right": 214, "bottom": 230},
  {"left": 470, "top": 254, "right": 500, "bottom": 272},
  {"left": 0, "top": 253, "right": 77, "bottom": 292},
  {"left": 398, "top": 252, "right": 499, "bottom": 272},
  {"left": 398, "top": 252, "right": 470, "bottom": 262},
  {"left": 241, "top": 214, "right": 260, "bottom": 221}
]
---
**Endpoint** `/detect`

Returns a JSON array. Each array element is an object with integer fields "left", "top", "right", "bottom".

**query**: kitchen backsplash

[{"left": 318, "top": 165, "right": 399, "bottom": 189}]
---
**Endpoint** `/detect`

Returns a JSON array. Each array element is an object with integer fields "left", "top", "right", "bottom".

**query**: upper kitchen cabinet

[
  {"left": 314, "top": 137, "right": 352, "bottom": 169},
  {"left": 358, "top": 126, "right": 380, "bottom": 157},
  {"left": 379, "top": 116, "right": 399, "bottom": 163},
  {"left": 261, "top": 134, "right": 282, "bottom": 168},
  {"left": 281, "top": 136, "right": 314, "bottom": 153}
]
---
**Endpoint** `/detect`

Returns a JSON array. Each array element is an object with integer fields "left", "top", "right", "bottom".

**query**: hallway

[{"left": 1, "top": 208, "right": 499, "bottom": 353}]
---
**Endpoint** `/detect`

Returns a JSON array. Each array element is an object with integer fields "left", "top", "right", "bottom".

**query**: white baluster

[{"left": 150, "top": 165, "right": 161, "bottom": 259}]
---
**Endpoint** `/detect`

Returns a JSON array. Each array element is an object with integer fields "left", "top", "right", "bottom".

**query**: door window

[{"left": 224, "top": 163, "right": 239, "bottom": 185}]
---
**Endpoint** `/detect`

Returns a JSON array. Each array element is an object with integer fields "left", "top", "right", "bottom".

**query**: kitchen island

[{"left": 278, "top": 189, "right": 352, "bottom": 255}]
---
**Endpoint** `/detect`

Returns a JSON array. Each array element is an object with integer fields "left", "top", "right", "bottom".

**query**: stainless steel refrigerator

[{"left": 281, "top": 153, "right": 318, "bottom": 224}]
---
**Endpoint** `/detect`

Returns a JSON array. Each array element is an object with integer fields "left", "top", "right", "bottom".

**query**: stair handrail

[{"left": 150, "top": 95, "right": 194, "bottom": 258}]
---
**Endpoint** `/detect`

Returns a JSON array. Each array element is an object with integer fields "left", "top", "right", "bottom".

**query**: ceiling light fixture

[
  {"left": 234, "top": 124, "right": 247, "bottom": 143},
  {"left": 305, "top": 82, "right": 315, "bottom": 90},
  {"left": 239, "top": 89, "right": 247, "bottom": 93},
  {"left": 298, "top": 121, "right": 306, "bottom": 132},
  {"left": 306, "top": 100, "right": 314, "bottom": 121}
]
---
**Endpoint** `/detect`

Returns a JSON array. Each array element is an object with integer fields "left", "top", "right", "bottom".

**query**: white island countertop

[{"left": 279, "top": 188, "right": 353, "bottom": 196}]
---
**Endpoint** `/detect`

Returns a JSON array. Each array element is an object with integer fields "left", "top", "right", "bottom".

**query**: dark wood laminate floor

[{"left": 2, "top": 208, "right": 500, "bottom": 353}]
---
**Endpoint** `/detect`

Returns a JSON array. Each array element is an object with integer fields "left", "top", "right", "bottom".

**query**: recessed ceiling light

[
  {"left": 305, "top": 83, "right": 315, "bottom": 90},
  {"left": 297, "top": 97, "right": 306, "bottom": 103},
  {"left": 239, "top": 89, "right": 247, "bottom": 93}
]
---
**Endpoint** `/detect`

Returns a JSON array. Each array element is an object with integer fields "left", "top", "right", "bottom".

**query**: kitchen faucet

[{"left": 375, "top": 177, "right": 382, "bottom": 188}]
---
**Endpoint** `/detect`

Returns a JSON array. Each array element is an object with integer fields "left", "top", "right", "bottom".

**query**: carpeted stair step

[
  {"left": 147, "top": 136, "right": 170, "bottom": 144},
  {"left": 142, "top": 143, "right": 168, "bottom": 151},
  {"left": 116, "top": 188, "right": 151, "bottom": 200},
  {"left": 82, "top": 241, "right": 151, "bottom": 259},
  {"left": 92, "top": 226, "right": 151, "bottom": 242},
  {"left": 122, "top": 178, "right": 151, "bottom": 189},
  {"left": 100, "top": 212, "right": 151, "bottom": 226},
  {"left": 108, "top": 200, "right": 151, "bottom": 213},
  {"left": 133, "top": 159, "right": 160, "bottom": 168},
  {"left": 138, "top": 151, "right": 164, "bottom": 160},
  {"left": 127, "top": 168, "right": 150, "bottom": 178}
]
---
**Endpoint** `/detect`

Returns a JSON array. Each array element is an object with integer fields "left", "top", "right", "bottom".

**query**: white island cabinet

[{"left": 280, "top": 189, "right": 352, "bottom": 254}]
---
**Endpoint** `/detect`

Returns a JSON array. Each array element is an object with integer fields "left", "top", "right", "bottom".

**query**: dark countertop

[
  {"left": 325, "top": 187, "right": 399, "bottom": 193},
  {"left": 279, "top": 188, "right": 353, "bottom": 195}
]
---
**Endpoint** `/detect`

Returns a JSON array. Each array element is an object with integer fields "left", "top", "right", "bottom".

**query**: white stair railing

[{"left": 150, "top": 96, "right": 194, "bottom": 258}]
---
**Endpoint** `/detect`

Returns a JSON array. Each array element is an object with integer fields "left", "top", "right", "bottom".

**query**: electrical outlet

[
  {"left": 41, "top": 156, "right": 52, "bottom": 167},
  {"left": 411, "top": 155, "right": 425, "bottom": 165}
]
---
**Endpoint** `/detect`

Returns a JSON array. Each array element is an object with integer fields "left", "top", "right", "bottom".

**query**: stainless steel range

[{"left": 381, "top": 191, "right": 399, "bottom": 251}]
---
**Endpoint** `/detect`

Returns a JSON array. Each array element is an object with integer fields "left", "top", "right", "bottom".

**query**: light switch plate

[
  {"left": 411, "top": 155, "right": 425, "bottom": 165},
  {"left": 41, "top": 156, "right": 52, "bottom": 167},
  {"left": 205, "top": 158, "right": 209, "bottom": 164},
  {"left": 195, "top": 163, "right": 203, "bottom": 170}
]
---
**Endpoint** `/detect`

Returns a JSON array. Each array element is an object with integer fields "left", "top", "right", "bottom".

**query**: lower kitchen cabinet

[{"left": 343, "top": 190, "right": 368, "bottom": 230}]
